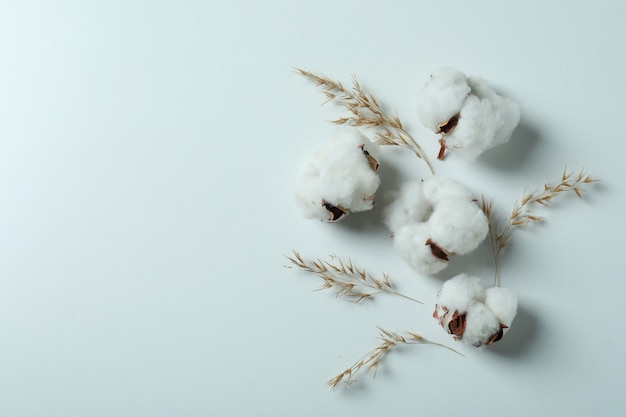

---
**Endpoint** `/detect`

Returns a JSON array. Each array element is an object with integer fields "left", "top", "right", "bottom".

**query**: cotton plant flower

[
  {"left": 295, "top": 127, "right": 380, "bottom": 222},
  {"left": 433, "top": 274, "right": 518, "bottom": 348},
  {"left": 417, "top": 67, "right": 521, "bottom": 160},
  {"left": 382, "top": 175, "right": 488, "bottom": 274}
]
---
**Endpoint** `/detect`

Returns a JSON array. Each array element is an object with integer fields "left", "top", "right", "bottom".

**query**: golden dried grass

[
  {"left": 481, "top": 167, "right": 598, "bottom": 286},
  {"left": 295, "top": 68, "right": 435, "bottom": 175},
  {"left": 284, "top": 250, "right": 422, "bottom": 304},
  {"left": 327, "top": 326, "right": 462, "bottom": 389}
]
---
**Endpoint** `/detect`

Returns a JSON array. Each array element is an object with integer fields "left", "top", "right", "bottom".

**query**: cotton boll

[
  {"left": 393, "top": 223, "right": 447, "bottom": 275},
  {"left": 382, "top": 180, "right": 431, "bottom": 233},
  {"left": 427, "top": 199, "right": 489, "bottom": 255},
  {"left": 443, "top": 77, "right": 521, "bottom": 160},
  {"left": 294, "top": 128, "right": 380, "bottom": 222},
  {"left": 318, "top": 141, "right": 380, "bottom": 212},
  {"left": 440, "top": 94, "right": 497, "bottom": 159},
  {"left": 383, "top": 175, "right": 485, "bottom": 275},
  {"left": 485, "top": 287, "right": 518, "bottom": 327},
  {"left": 433, "top": 274, "right": 518, "bottom": 347},
  {"left": 417, "top": 67, "right": 521, "bottom": 160},
  {"left": 417, "top": 67, "right": 470, "bottom": 132}
]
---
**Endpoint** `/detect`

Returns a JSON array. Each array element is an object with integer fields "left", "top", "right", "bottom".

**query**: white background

[{"left": 0, "top": 1, "right": 624, "bottom": 416}]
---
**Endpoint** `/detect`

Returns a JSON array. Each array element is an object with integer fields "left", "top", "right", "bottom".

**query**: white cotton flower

[
  {"left": 416, "top": 67, "right": 521, "bottom": 160},
  {"left": 294, "top": 127, "right": 380, "bottom": 222},
  {"left": 433, "top": 274, "right": 518, "bottom": 348},
  {"left": 382, "top": 175, "right": 487, "bottom": 274}
]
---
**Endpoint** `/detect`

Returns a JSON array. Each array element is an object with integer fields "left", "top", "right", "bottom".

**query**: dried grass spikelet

[
  {"left": 481, "top": 167, "right": 598, "bottom": 286},
  {"left": 327, "top": 326, "right": 463, "bottom": 389},
  {"left": 284, "top": 250, "right": 421, "bottom": 304},
  {"left": 295, "top": 68, "right": 435, "bottom": 175}
]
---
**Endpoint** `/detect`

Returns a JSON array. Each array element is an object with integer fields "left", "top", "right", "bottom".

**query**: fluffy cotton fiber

[
  {"left": 417, "top": 67, "right": 521, "bottom": 160},
  {"left": 433, "top": 274, "right": 518, "bottom": 348},
  {"left": 428, "top": 200, "right": 489, "bottom": 255},
  {"left": 295, "top": 127, "right": 380, "bottom": 222},
  {"left": 393, "top": 222, "right": 447, "bottom": 275},
  {"left": 382, "top": 175, "right": 488, "bottom": 274}
]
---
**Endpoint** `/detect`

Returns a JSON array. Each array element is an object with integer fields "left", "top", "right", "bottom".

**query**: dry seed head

[
  {"left": 285, "top": 251, "right": 422, "bottom": 304},
  {"left": 327, "top": 326, "right": 462, "bottom": 389},
  {"left": 482, "top": 167, "right": 597, "bottom": 286},
  {"left": 295, "top": 67, "right": 435, "bottom": 174}
]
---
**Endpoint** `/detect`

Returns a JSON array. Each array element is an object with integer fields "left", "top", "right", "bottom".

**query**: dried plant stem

[
  {"left": 327, "top": 326, "right": 463, "bottom": 389},
  {"left": 295, "top": 68, "right": 435, "bottom": 175},
  {"left": 481, "top": 167, "right": 597, "bottom": 287},
  {"left": 284, "top": 250, "right": 422, "bottom": 304}
]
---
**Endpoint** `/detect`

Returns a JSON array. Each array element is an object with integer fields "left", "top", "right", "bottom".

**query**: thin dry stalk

[
  {"left": 295, "top": 68, "right": 435, "bottom": 175},
  {"left": 327, "top": 326, "right": 463, "bottom": 389},
  {"left": 284, "top": 250, "right": 422, "bottom": 304},
  {"left": 481, "top": 167, "right": 597, "bottom": 286}
]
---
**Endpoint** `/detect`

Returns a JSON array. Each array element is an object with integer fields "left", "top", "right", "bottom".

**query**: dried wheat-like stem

[
  {"left": 481, "top": 167, "right": 597, "bottom": 286},
  {"left": 327, "top": 326, "right": 463, "bottom": 389},
  {"left": 295, "top": 68, "right": 435, "bottom": 175},
  {"left": 284, "top": 250, "right": 422, "bottom": 304}
]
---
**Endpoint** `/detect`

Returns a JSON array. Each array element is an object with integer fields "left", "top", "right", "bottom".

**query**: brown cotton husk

[
  {"left": 437, "top": 113, "right": 460, "bottom": 135},
  {"left": 360, "top": 144, "right": 379, "bottom": 171},
  {"left": 425, "top": 239, "right": 449, "bottom": 261},
  {"left": 486, "top": 323, "right": 508, "bottom": 346},
  {"left": 435, "top": 113, "right": 460, "bottom": 160},
  {"left": 322, "top": 200, "right": 349, "bottom": 221},
  {"left": 448, "top": 311, "right": 467, "bottom": 340}
]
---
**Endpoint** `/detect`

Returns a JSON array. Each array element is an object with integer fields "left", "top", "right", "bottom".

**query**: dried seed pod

[{"left": 295, "top": 127, "right": 381, "bottom": 222}]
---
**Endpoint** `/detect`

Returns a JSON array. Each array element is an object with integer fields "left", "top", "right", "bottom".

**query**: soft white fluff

[
  {"left": 435, "top": 273, "right": 485, "bottom": 314},
  {"left": 382, "top": 181, "right": 431, "bottom": 233},
  {"left": 434, "top": 274, "right": 518, "bottom": 348},
  {"left": 318, "top": 135, "right": 379, "bottom": 212},
  {"left": 294, "top": 159, "right": 329, "bottom": 220},
  {"left": 485, "top": 286, "right": 518, "bottom": 327},
  {"left": 462, "top": 303, "right": 502, "bottom": 347},
  {"left": 417, "top": 67, "right": 470, "bottom": 132},
  {"left": 416, "top": 67, "right": 521, "bottom": 159},
  {"left": 294, "top": 128, "right": 380, "bottom": 221},
  {"left": 382, "top": 176, "right": 487, "bottom": 274},
  {"left": 428, "top": 199, "right": 489, "bottom": 255},
  {"left": 393, "top": 223, "right": 447, "bottom": 275},
  {"left": 421, "top": 175, "right": 474, "bottom": 207}
]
